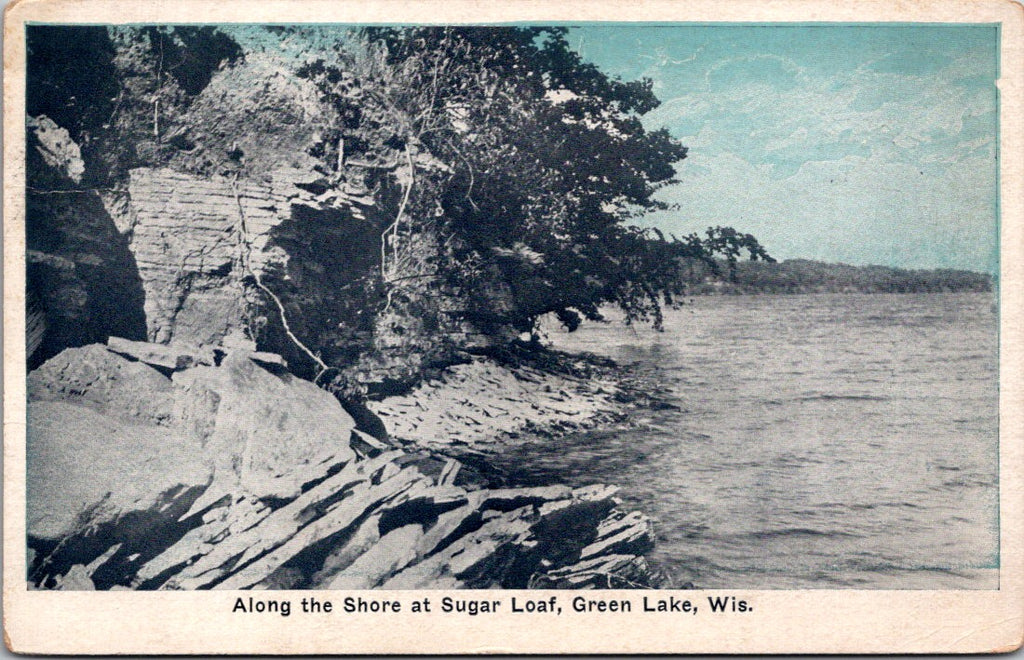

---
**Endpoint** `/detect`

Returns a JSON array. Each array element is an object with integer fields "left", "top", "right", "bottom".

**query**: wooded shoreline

[{"left": 683, "top": 258, "right": 993, "bottom": 295}]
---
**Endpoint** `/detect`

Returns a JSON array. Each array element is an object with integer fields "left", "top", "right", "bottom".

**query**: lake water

[{"left": 496, "top": 293, "right": 999, "bottom": 589}]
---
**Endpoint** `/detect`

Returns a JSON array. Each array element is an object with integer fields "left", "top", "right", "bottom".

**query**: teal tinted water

[{"left": 497, "top": 293, "right": 999, "bottom": 589}]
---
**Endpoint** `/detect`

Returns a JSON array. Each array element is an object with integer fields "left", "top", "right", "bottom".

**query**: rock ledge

[{"left": 27, "top": 342, "right": 657, "bottom": 590}]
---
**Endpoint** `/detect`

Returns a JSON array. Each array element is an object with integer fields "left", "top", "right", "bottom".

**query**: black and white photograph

[{"left": 4, "top": 0, "right": 1023, "bottom": 654}]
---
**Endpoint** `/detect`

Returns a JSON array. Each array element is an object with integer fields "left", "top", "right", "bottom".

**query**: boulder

[
  {"left": 27, "top": 401, "right": 211, "bottom": 541},
  {"left": 28, "top": 344, "right": 176, "bottom": 426},
  {"left": 350, "top": 429, "right": 390, "bottom": 459},
  {"left": 171, "top": 353, "right": 355, "bottom": 500}
]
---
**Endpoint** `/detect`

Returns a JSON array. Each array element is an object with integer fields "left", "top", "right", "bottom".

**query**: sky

[{"left": 570, "top": 25, "right": 999, "bottom": 273}]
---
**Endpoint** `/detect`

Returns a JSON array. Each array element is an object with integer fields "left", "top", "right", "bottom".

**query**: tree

[
  {"left": 300, "top": 26, "right": 771, "bottom": 340},
  {"left": 375, "top": 27, "right": 690, "bottom": 333},
  {"left": 27, "top": 26, "right": 242, "bottom": 185}
]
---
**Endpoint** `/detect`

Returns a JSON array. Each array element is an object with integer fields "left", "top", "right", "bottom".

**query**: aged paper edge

[{"left": 3, "top": 0, "right": 1023, "bottom": 654}]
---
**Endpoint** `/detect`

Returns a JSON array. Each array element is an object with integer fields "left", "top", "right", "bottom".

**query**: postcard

[{"left": 3, "top": 0, "right": 1023, "bottom": 654}]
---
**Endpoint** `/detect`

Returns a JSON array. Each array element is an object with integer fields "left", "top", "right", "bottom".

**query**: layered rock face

[
  {"left": 27, "top": 147, "right": 389, "bottom": 376},
  {"left": 26, "top": 54, "right": 508, "bottom": 384},
  {"left": 28, "top": 132, "right": 473, "bottom": 384},
  {"left": 122, "top": 166, "right": 381, "bottom": 363},
  {"left": 27, "top": 342, "right": 657, "bottom": 591}
]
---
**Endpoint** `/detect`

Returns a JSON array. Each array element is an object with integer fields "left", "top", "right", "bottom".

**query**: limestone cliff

[
  {"left": 27, "top": 48, "right": 494, "bottom": 387},
  {"left": 24, "top": 27, "right": 668, "bottom": 593}
]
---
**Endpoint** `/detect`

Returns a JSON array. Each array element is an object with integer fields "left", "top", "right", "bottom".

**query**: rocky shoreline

[
  {"left": 371, "top": 357, "right": 620, "bottom": 451},
  {"left": 369, "top": 343, "right": 676, "bottom": 451},
  {"left": 27, "top": 338, "right": 661, "bottom": 590}
]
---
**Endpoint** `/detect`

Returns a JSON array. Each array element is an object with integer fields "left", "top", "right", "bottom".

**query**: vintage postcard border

[{"left": 4, "top": 0, "right": 1023, "bottom": 653}]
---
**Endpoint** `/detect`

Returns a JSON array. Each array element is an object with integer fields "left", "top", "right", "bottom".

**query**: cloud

[
  {"left": 571, "top": 25, "right": 998, "bottom": 271},
  {"left": 645, "top": 149, "right": 997, "bottom": 272},
  {"left": 704, "top": 54, "right": 807, "bottom": 92},
  {"left": 648, "top": 53, "right": 996, "bottom": 180}
]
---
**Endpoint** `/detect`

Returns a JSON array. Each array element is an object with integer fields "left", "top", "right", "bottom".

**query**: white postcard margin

[{"left": 3, "top": 0, "right": 1023, "bottom": 654}]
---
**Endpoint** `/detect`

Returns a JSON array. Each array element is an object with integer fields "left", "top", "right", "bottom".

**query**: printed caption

[{"left": 231, "top": 595, "right": 754, "bottom": 617}]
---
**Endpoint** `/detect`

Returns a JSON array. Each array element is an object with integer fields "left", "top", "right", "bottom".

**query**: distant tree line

[{"left": 680, "top": 258, "right": 993, "bottom": 295}]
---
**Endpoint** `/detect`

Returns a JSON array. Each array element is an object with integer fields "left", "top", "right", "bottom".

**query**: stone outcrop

[
  {"left": 25, "top": 62, "right": 507, "bottom": 386},
  {"left": 31, "top": 445, "right": 656, "bottom": 591},
  {"left": 27, "top": 343, "right": 355, "bottom": 543},
  {"left": 122, "top": 166, "right": 380, "bottom": 364},
  {"left": 25, "top": 91, "right": 388, "bottom": 377},
  {"left": 27, "top": 342, "right": 657, "bottom": 591},
  {"left": 26, "top": 117, "right": 148, "bottom": 367}
]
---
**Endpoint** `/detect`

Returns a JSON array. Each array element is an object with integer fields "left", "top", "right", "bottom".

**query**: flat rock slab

[
  {"left": 107, "top": 336, "right": 213, "bottom": 371},
  {"left": 367, "top": 358, "right": 620, "bottom": 450},
  {"left": 246, "top": 350, "right": 288, "bottom": 369}
]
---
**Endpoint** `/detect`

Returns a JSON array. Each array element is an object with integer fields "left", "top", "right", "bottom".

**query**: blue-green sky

[{"left": 571, "top": 25, "right": 999, "bottom": 272}]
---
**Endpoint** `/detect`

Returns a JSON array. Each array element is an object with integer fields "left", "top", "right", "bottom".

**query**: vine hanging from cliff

[
  {"left": 380, "top": 143, "right": 417, "bottom": 317},
  {"left": 228, "top": 173, "right": 333, "bottom": 383}
]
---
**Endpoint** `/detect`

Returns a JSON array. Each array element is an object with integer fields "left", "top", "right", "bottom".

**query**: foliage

[
  {"left": 299, "top": 26, "right": 772, "bottom": 335},
  {"left": 104, "top": 27, "right": 243, "bottom": 177},
  {"left": 26, "top": 25, "right": 242, "bottom": 184}
]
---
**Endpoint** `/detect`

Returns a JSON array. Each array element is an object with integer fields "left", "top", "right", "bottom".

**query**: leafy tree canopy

[{"left": 300, "top": 27, "right": 770, "bottom": 334}]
